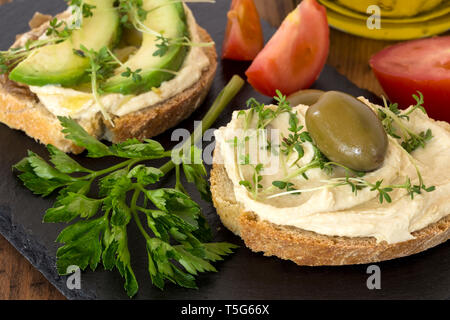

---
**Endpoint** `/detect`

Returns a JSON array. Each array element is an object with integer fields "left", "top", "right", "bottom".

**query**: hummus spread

[
  {"left": 28, "top": 5, "right": 210, "bottom": 120},
  {"left": 214, "top": 98, "right": 450, "bottom": 244}
]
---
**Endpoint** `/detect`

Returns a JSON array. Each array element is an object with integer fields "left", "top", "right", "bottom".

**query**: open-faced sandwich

[
  {"left": 0, "top": 0, "right": 217, "bottom": 153},
  {"left": 212, "top": 90, "right": 450, "bottom": 265}
]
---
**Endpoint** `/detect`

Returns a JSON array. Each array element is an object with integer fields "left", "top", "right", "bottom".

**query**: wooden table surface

[{"left": 0, "top": 0, "right": 424, "bottom": 300}]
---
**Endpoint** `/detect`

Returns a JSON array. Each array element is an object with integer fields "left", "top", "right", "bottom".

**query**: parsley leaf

[
  {"left": 27, "top": 151, "right": 75, "bottom": 182},
  {"left": 44, "top": 193, "right": 102, "bottom": 223},
  {"left": 99, "top": 169, "right": 130, "bottom": 197},
  {"left": 58, "top": 116, "right": 113, "bottom": 158},
  {"left": 103, "top": 225, "right": 138, "bottom": 297},
  {"left": 128, "top": 165, "right": 164, "bottom": 185},
  {"left": 144, "top": 188, "right": 201, "bottom": 229},
  {"left": 182, "top": 146, "right": 212, "bottom": 202},
  {"left": 110, "top": 138, "right": 165, "bottom": 159},
  {"left": 15, "top": 170, "right": 67, "bottom": 197},
  {"left": 56, "top": 215, "right": 108, "bottom": 274},
  {"left": 47, "top": 144, "right": 91, "bottom": 173}
]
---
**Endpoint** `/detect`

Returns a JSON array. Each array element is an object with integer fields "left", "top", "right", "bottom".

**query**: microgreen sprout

[
  {"left": 74, "top": 46, "right": 119, "bottom": 125},
  {"left": 0, "top": 38, "right": 67, "bottom": 74},
  {"left": 377, "top": 92, "right": 433, "bottom": 153}
]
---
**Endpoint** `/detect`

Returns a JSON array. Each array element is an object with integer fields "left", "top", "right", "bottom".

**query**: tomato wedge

[
  {"left": 222, "top": 0, "right": 264, "bottom": 61},
  {"left": 245, "top": 0, "right": 329, "bottom": 97},
  {"left": 370, "top": 36, "right": 450, "bottom": 123}
]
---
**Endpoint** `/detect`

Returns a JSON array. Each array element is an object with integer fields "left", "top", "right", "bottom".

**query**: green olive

[
  {"left": 305, "top": 91, "right": 388, "bottom": 172},
  {"left": 287, "top": 89, "right": 325, "bottom": 106}
]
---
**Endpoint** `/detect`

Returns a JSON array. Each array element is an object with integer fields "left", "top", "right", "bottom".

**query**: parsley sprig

[{"left": 13, "top": 76, "right": 244, "bottom": 297}]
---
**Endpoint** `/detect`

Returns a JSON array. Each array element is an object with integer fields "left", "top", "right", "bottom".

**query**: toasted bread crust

[
  {"left": 0, "top": 14, "right": 217, "bottom": 153},
  {"left": 0, "top": 80, "right": 96, "bottom": 154},
  {"left": 210, "top": 154, "right": 450, "bottom": 266}
]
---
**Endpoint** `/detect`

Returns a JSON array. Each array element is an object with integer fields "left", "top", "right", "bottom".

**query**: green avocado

[
  {"left": 9, "top": 0, "right": 120, "bottom": 87},
  {"left": 101, "top": 0, "right": 189, "bottom": 95}
]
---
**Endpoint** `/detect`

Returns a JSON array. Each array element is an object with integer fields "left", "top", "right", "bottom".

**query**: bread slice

[
  {"left": 0, "top": 12, "right": 217, "bottom": 153},
  {"left": 210, "top": 148, "right": 450, "bottom": 266}
]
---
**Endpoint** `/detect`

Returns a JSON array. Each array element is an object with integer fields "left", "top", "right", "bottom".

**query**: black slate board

[{"left": 0, "top": 0, "right": 449, "bottom": 300}]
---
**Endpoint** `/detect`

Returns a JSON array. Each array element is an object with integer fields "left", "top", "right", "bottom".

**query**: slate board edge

[{"left": 0, "top": 206, "right": 96, "bottom": 299}]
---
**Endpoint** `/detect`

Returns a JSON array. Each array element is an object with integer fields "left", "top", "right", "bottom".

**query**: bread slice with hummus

[
  {"left": 211, "top": 97, "right": 450, "bottom": 265},
  {"left": 0, "top": 1, "right": 217, "bottom": 153}
]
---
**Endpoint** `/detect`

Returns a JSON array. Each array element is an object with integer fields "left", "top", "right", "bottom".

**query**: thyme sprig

[{"left": 377, "top": 92, "right": 433, "bottom": 153}]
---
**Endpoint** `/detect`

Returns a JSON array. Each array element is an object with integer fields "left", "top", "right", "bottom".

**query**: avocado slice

[
  {"left": 9, "top": 0, "right": 120, "bottom": 87},
  {"left": 102, "top": 0, "right": 189, "bottom": 95}
]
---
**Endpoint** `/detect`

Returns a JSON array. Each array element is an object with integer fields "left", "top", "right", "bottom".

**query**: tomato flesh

[
  {"left": 370, "top": 36, "right": 450, "bottom": 123},
  {"left": 245, "top": 0, "right": 329, "bottom": 97},
  {"left": 222, "top": 0, "right": 264, "bottom": 61}
]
